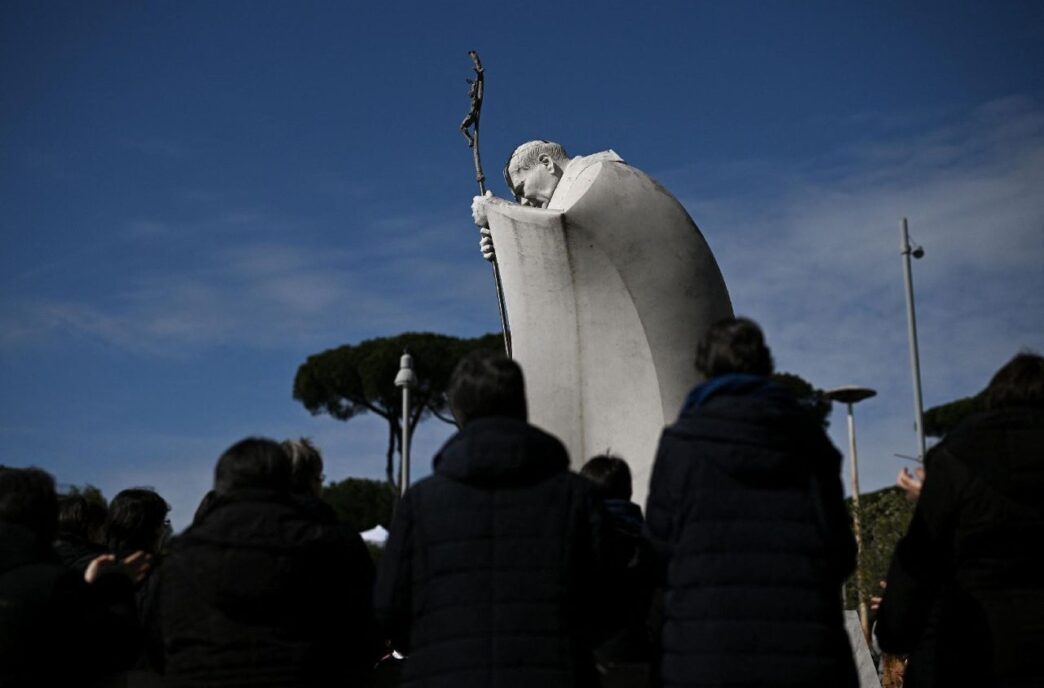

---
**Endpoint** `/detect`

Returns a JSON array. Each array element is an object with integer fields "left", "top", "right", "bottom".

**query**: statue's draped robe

[{"left": 486, "top": 151, "right": 732, "bottom": 503}]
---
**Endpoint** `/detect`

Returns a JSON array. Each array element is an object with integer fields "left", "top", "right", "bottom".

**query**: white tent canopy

[{"left": 360, "top": 524, "right": 388, "bottom": 546}]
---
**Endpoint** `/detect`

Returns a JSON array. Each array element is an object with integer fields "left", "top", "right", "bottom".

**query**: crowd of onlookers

[{"left": 1, "top": 318, "right": 1041, "bottom": 688}]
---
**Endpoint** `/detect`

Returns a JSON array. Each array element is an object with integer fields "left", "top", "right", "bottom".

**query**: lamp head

[{"left": 395, "top": 351, "right": 417, "bottom": 388}]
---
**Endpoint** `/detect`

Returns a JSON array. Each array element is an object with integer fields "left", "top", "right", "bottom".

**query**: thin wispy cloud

[
  {"left": 0, "top": 209, "right": 495, "bottom": 358},
  {"left": 666, "top": 95, "right": 1043, "bottom": 489}
]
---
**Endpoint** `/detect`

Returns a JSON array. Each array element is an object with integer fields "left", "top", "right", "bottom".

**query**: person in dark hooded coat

[
  {"left": 644, "top": 318, "right": 858, "bottom": 688},
  {"left": 1, "top": 467, "right": 146, "bottom": 687},
  {"left": 153, "top": 437, "right": 377, "bottom": 688},
  {"left": 875, "top": 352, "right": 1044, "bottom": 688},
  {"left": 374, "top": 351, "right": 613, "bottom": 688}
]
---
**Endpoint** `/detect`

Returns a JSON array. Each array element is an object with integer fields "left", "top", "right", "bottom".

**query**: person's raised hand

[
  {"left": 120, "top": 550, "right": 153, "bottom": 584},
  {"left": 870, "top": 579, "right": 887, "bottom": 613},
  {"left": 83, "top": 550, "right": 152, "bottom": 585},
  {"left": 896, "top": 466, "right": 925, "bottom": 501},
  {"left": 84, "top": 553, "right": 116, "bottom": 584}
]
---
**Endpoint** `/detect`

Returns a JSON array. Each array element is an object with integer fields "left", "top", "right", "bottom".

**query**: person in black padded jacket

[
  {"left": 876, "top": 352, "right": 1044, "bottom": 688},
  {"left": 645, "top": 317, "right": 858, "bottom": 688},
  {"left": 153, "top": 437, "right": 377, "bottom": 687},
  {"left": 375, "top": 350, "right": 614, "bottom": 688}
]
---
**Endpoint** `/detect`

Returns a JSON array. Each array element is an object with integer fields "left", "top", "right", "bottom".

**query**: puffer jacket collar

[
  {"left": 180, "top": 489, "right": 329, "bottom": 550},
  {"left": 674, "top": 374, "right": 826, "bottom": 481},
  {"left": 681, "top": 373, "right": 792, "bottom": 414},
  {"left": 433, "top": 416, "right": 569, "bottom": 488}
]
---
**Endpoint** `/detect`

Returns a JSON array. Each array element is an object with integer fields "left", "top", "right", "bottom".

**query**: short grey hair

[
  {"left": 503, "top": 140, "right": 569, "bottom": 195},
  {"left": 281, "top": 437, "right": 324, "bottom": 494}
]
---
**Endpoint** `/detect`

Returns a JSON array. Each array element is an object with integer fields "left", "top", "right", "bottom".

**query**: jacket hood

[
  {"left": 178, "top": 489, "right": 331, "bottom": 551},
  {"left": 673, "top": 375, "right": 835, "bottom": 481},
  {"left": 433, "top": 417, "right": 569, "bottom": 488},
  {"left": 681, "top": 373, "right": 794, "bottom": 414}
]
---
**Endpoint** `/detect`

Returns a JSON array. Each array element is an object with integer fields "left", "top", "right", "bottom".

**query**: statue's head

[{"left": 503, "top": 140, "right": 570, "bottom": 207}]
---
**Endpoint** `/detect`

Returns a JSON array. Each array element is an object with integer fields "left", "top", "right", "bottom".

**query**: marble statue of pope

[{"left": 471, "top": 140, "right": 733, "bottom": 505}]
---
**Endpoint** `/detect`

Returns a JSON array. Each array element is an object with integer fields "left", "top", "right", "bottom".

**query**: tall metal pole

[
  {"left": 395, "top": 351, "right": 417, "bottom": 497},
  {"left": 400, "top": 384, "right": 410, "bottom": 496},
  {"left": 845, "top": 401, "right": 870, "bottom": 645},
  {"left": 901, "top": 218, "right": 927, "bottom": 462},
  {"left": 825, "top": 385, "right": 876, "bottom": 647}
]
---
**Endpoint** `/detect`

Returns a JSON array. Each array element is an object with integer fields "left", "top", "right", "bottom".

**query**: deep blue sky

[{"left": 3, "top": 1, "right": 1042, "bottom": 529}]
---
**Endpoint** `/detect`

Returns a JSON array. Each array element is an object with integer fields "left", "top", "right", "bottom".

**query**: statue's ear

[{"left": 538, "top": 153, "right": 556, "bottom": 172}]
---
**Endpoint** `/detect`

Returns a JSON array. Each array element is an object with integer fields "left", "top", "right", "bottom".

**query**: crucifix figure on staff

[{"left": 460, "top": 50, "right": 511, "bottom": 356}]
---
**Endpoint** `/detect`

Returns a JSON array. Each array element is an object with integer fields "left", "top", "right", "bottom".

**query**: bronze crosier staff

[{"left": 460, "top": 50, "right": 511, "bottom": 356}]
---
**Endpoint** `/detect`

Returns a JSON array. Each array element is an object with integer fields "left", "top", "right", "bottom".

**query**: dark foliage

[
  {"left": 923, "top": 394, "right": 986, "bottom": 438},
  {"left": 365, "top": 542, "right": 384, "bottom": 566},
  {"left": 844, "top": 486, "right": 916, "bottom": 610},
  {"left": 64, "top": 484, "right": 107, "bottom": 507},
  {"left": 322, "top": 477, "right": 392, "bottom": 532},
  {"left": 293, "top": 331, "right": 502, "bottom": 493},
  {"left": 773, "top": 371, "right": 832, "bottom": 429}
]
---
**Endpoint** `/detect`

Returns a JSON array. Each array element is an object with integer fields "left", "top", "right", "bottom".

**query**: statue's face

[{"left": 509, "top": 156, "right": 560, "bottom": 208}]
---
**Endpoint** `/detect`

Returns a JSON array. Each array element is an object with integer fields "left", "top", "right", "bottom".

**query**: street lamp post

[
  {"left": 394, "top": 351, "right": 417, "bottom": 497},
  {"left": 825, "top": 385, "right": 877, "bottom": 645},
  {"left": 901, "top": 217, "right": 927, "bottom": 462}
]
